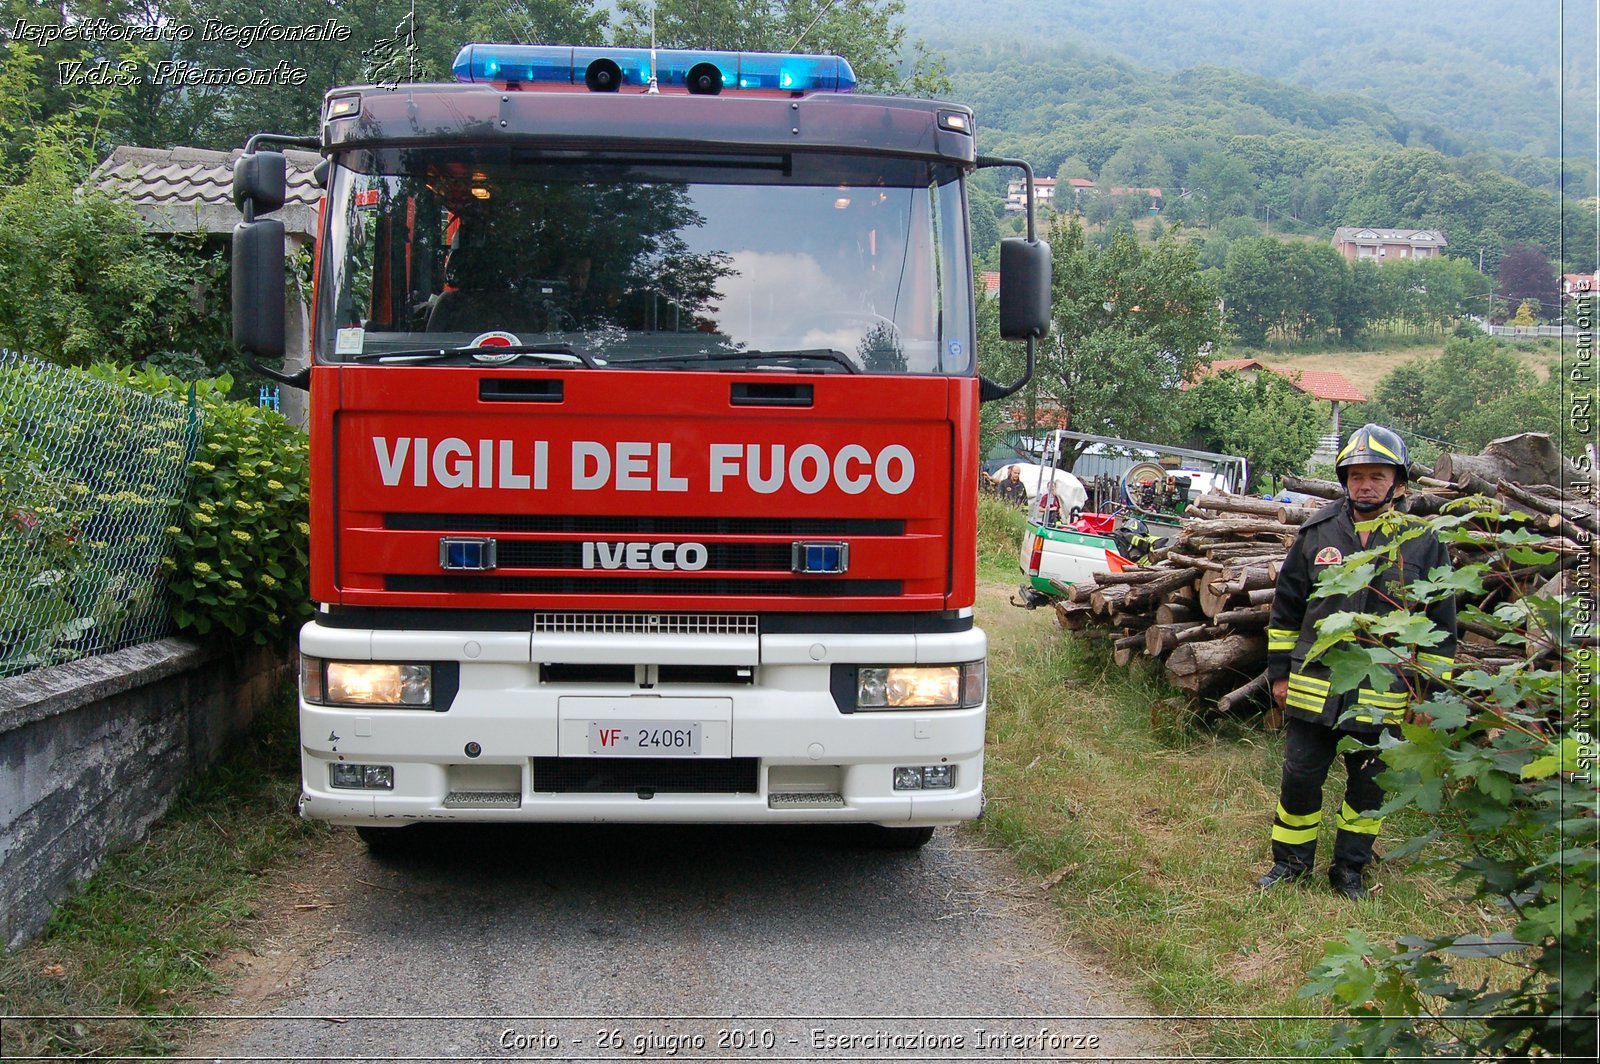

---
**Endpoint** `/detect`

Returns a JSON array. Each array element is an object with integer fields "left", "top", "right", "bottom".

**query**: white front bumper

[{"left": 298, "top": 620, "right": 986, "bottom": 827}]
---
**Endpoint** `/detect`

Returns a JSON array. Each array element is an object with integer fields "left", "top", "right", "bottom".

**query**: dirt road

[{"left": 186, "top": 819, "right": 1179, "bottom": 1063}]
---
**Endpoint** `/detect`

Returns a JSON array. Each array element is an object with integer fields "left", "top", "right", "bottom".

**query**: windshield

[{"left": 318, "top": 149, "right": 973, "bottom": 374}]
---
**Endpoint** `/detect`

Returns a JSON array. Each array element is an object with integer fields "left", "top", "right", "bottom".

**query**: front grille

[
  {"left": 387, "top": 513, "right": 904, "bottom": 536},
  {"left": 531, "top": 757, "right": 759, "bottom": 794},
  {"left": 534, "top": 613, "right": 758, "bottom": 635},
  {"left": 388, "top": 575, "right": 900, "bottom": 596}
]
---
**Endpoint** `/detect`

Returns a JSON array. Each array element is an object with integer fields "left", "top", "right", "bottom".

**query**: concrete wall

[{"left": 0, "top": 639, "right": 292, "bottom": 948}]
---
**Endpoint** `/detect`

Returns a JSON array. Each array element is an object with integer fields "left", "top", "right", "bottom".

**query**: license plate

[{"left": 587, "top": 720, "right": 702, "bottom": 756}]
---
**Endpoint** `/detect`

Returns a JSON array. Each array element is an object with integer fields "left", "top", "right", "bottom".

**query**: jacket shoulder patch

[{"left": 1314, "top": 546, "right": 1343, "bottom": 565}]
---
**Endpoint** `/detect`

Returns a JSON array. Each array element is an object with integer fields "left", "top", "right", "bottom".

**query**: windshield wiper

[
  {"left": 350, "top": 343, "right": 603, "bottom": 369},
  {"left": 616, "top": 349, "right": 859, "bottom": 374}
]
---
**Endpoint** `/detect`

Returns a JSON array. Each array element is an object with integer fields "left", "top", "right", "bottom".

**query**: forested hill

[
  {"left": 903, "top": 0, "right": 1594, "bottom": 163},
  {"left": 937, "top": 38, "right": 1586, "bottom": 271}
]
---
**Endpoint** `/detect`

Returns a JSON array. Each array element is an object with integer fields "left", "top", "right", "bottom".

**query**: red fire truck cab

[{"left": 232, "top": 44, "right": 1049, "bottom": 848}]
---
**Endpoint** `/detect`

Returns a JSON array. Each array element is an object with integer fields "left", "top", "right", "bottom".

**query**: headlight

[
  {"left": 301, "top": 656, "right": 433, "bottom": 707},
  {"left": 856, "top": 662, "right": 985, "bottom": 710}
]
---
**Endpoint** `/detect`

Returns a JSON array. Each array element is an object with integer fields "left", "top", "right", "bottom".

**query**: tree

[
  {"left": 4, "top": 2, "right": 611, "bottom": 153},
  {"left": 1221, "top": 236, "right": 1292, "bottom": 345},
  {"left": 1366, "top": 334, "right": 1551, "bottom": 448},
  {"left": 613, "top": 0, "right": 947, "bottom": 95},
  {"left": 1179, "top": 370, "right": 1323, "bottom": 485},
  {"left": 1496, "top": 243, "right": 1557, "bottom": 318},
  {"left": 1334, "top": 258, "right": 1386, "bottom": 342},
  {"left": 0, "top": 119, "right": 209, "bottom": 367},
  {"left": 1036, "top": 217, "right": 1224, "bottom": 468},
  {"left": 1302, "top": 511, "right": 1593, "bottom": 1060}
]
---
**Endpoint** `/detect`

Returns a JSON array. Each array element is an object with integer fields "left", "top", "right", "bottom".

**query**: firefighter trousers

[{"left": 1270, "top": 715, "right": 1386, "bottom": 872}]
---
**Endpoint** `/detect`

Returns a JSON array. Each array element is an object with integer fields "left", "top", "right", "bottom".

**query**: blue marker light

[
  {"left": 452, "top": 44, "right": 856, "bottom": 94},
  {"left": 792, "top": 541, "right": 850, "bottom": 574}
]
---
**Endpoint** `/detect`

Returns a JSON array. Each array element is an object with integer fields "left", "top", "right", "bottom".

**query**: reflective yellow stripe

[
  {"left": 1272, "top": 823, "right": 1319, "bottom": 845},
  {"left": 1365, "top": 437, "right": 1400, "bottom": 461},
  {"left": 1268, "top": 640, "right": 1296, "bottom": 652},
  {"left": 1337, "top": 803, "right": 1383, "bottom": 835},
  {"left": 1338, "top": 435, "right": 1362, "bottom": 461},
  {"left": 1276, "top": 804, "right": 1320, "bottom": 827},
  {"left": 1418, "top": 652, "right": 1455, "bottom": 681},
  {"left": 1286, "top": 694, "right": 1327, "bottom": 713},
  {"left": 1358, "top": 688, "right": 1408, "bottom": 707},
  {"left": 1289, "top": 672, "right": 1330, "bottom": 691}
]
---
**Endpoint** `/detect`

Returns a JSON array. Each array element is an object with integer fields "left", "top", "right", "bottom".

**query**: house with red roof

[
  {"left": 1561, "top": 273, "right": 1598, "bottom": 301},
  {"left": 1191, "top": 359, "right": 1366, "bottom": 459}
]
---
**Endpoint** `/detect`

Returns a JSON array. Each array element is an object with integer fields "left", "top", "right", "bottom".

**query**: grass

[
  {"left": 970, "top": 507, "right": 1508, "bottom": 1059},
  {"left": 1230, "top": 336, "right": 1565, "bottom": 398},
  {"left": 2, "top": 506, "right": 1513, "bottom": 1060},
  {"left": 0, "top": 692, "right": 324, "bottom": 1061}
]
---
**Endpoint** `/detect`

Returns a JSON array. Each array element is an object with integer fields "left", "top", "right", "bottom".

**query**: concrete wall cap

[{"left": 0, "top": 638, "right": 217, "bottom": 733}]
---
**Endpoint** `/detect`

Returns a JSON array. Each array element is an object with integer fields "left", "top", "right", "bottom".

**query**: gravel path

[{"left": 186, "top": 822, "right": 1182, "bottom": 1063}]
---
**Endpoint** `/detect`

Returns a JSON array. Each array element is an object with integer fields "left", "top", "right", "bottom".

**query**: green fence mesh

[{"left": 0, "top": 351, "right": 200, "bottom": 678}]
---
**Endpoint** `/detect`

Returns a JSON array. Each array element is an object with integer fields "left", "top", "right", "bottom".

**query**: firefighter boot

[
  {"left": 1328, "top": 863, "right": 1369, "bottom": 901},
  {"left": 1255, "top": 862, "right": 1310, "bottom": 890}
]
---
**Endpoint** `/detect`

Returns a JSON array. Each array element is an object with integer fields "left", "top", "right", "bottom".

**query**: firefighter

[{"left": 1256, "top": 424, "right": 1456, "bottom": 900}]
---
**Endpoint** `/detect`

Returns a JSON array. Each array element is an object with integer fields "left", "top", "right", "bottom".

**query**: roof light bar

[{"left": 451, "top": 44, "right": 857, "bottom": 94}]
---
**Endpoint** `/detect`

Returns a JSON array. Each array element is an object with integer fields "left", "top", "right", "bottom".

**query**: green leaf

[{"left": 1520, "top": 738, "right": 1582, "bottom": 780}]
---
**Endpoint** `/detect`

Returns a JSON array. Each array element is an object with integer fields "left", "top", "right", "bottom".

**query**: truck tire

[
  {"left": 865, "top": 825, "right": 936, "bottom": 850},
  {"left": 355, "top": 824, "right": 415, "bottom": 857}
]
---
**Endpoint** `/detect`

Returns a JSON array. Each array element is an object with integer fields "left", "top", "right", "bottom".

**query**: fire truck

[{"left": 230, "top": 43, "right": 1050, "bottom": 849}]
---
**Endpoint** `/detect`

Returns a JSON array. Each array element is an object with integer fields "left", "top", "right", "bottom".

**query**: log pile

[{"left": 1050, "top": 433, "right": 1597, "bottom": 725}]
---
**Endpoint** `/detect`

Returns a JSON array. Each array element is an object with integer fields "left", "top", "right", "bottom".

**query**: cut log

[
  {"left": 1053, "top": 601, "right": 1092, "bottom": 632},
  {"left": 1200, "top": 566, "right": 1273, "bottom": 617},
  {"left": 1165, "top": 550, "right": 1226, "bottom": 572},
  {"left": 1146, "top": 621, "right": 1204, "bottom": 656},
  {"left": 1179, "top": 517, "right": 1301, "bottom": 539},
  {"left": 1091, "top": 568, "right": 1170, "bottom": 585},
  {"left": 1435, "top": 432, "right": 1587, "bottom": 491},
  {"left": 1247, "top": 587, "right": 1276, "bottom": 606},
  {"left": 1221, "top": 564, "right": 1276, "bottom": 592},
  {"left": 1173, "top": 624, "right": 1227, "bottom": 647},
  {"left": 1214, "top": 606, "right": 1271, "bottom": 628},
  {"left": 1283, "top": 475, "right": 1341, "bottom": 499},
  {"left": 1120, "top": 567, "right": 1202, "bottom": 611},
  {"left": 1155, "top": 602, "right": 1197, "bottom": 624},
  {"left": 1498, "top": 480, "right": 1598, "bottom": 536},
  {"left": 1090, "top": 585, "right": 1143, "bottom": 615},
  {"left": 1192, "top": 494, "right": 1288, "bottom": 519},
  {"left": 1113, "top": 631, "right": 1147, "bottom": 667},
  {"left": 1164, "top": 634, "right": 1268, "bottom": 694},
  {"left": 1216, "top": 669, "right": 1271, "bottom": 716},
  {"left": 1199, "top": 577, "right": 1235, "bottom": 619}
]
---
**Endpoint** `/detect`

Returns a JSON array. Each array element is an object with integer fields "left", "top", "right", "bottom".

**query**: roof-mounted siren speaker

[
  {"left": 584, "top": 57, "right": 622, "bottom": 92},
  {"left": 686, "top": 62, "right": 724, "bottom": 95}
]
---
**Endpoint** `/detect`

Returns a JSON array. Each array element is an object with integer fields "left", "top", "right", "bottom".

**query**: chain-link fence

[{"left": 0, "top": 351, "right": 199, "bottom": 678}]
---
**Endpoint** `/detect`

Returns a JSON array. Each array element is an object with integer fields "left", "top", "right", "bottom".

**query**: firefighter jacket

[{"left": 1266, "top": 499, "right": 1457, "bottom": 732}]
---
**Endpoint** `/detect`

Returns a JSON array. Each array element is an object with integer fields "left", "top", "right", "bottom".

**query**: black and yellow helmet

[{"left": 1336, "top": 423, "right": 1409, "bottom": 486}]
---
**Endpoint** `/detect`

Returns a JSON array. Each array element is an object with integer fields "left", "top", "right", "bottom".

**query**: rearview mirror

[{"left": 999, "top": 237, "right": 1052, "bottom": 341}]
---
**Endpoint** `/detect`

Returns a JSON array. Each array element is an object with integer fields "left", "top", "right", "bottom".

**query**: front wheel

[
  {"left": 864, "top": 825, "right": 936, "bottom": 850},
  {"left": 355, "top": 824, "right": 416, "bottom": 857}
]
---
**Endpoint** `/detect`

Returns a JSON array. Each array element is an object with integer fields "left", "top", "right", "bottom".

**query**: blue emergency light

[
  {"left": 792, "top": 541, "right": 849, "bottom": 575},
  {"left": 451, "top": 44, "right": 856, "bottom": 94}
]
